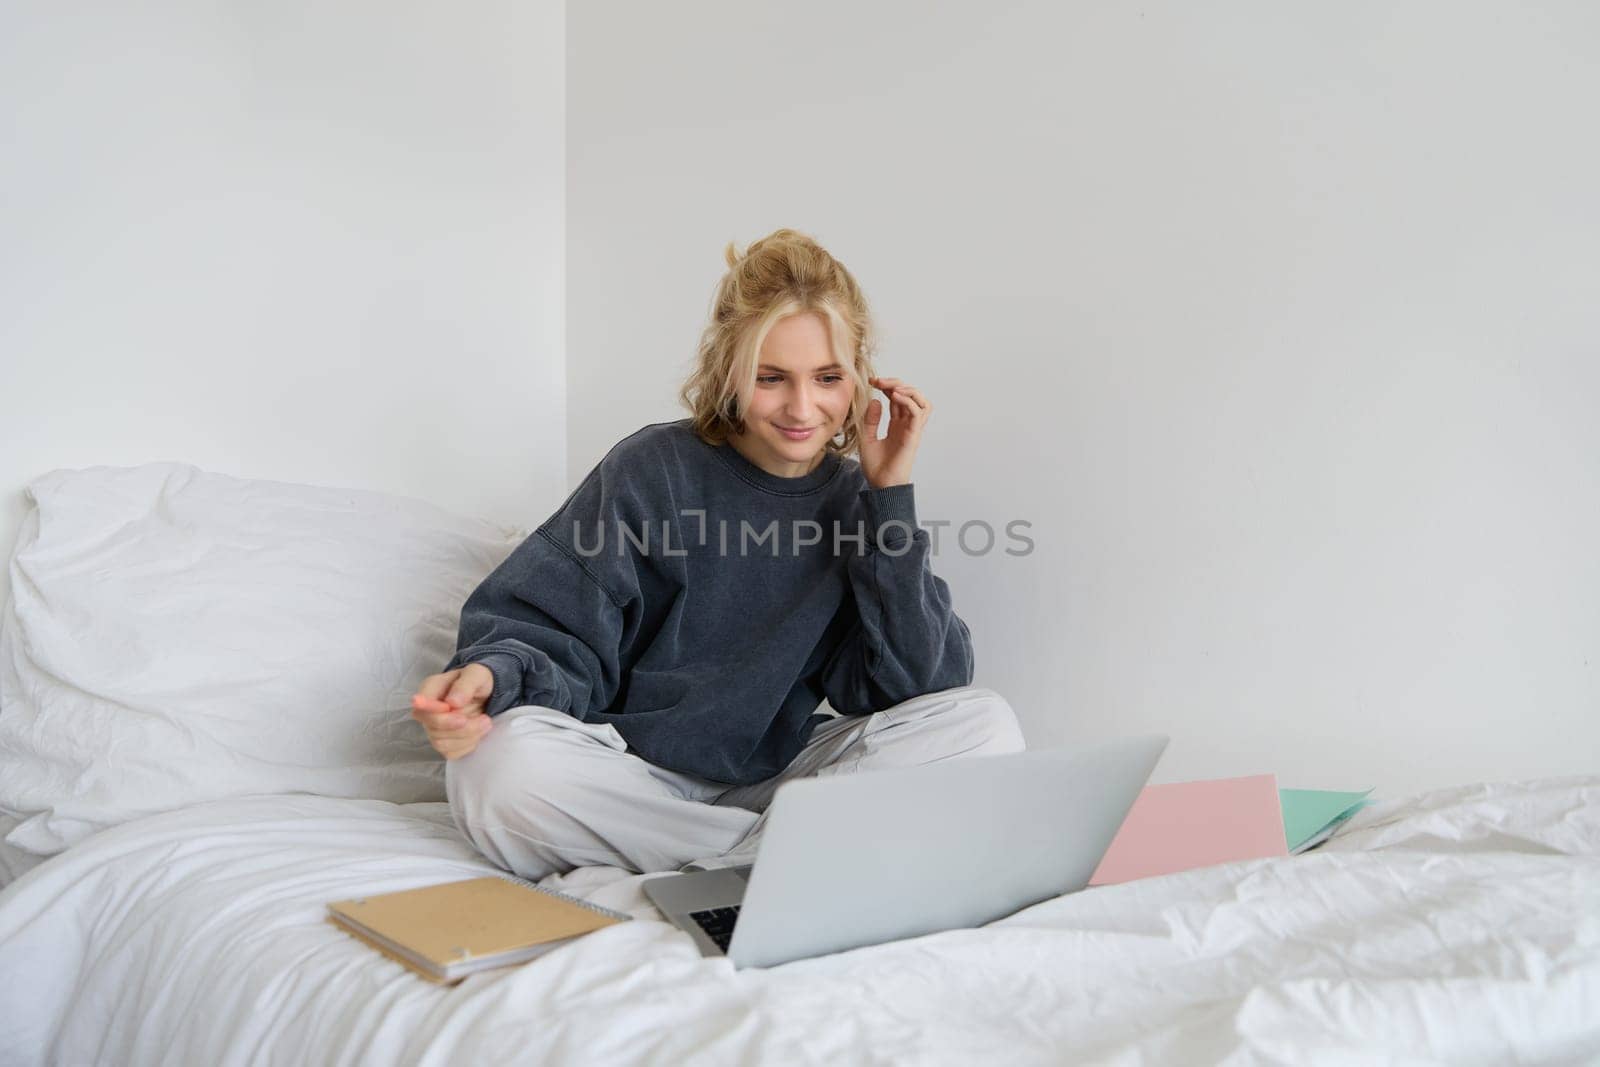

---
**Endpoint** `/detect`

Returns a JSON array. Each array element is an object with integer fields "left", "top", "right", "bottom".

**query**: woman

[{"left": 412, "top": 228, "right": 1024, "bottom": 881}]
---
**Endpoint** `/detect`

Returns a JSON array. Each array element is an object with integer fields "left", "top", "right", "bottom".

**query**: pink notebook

[{"left": 1088, "top": 773, "right": 1288, "bottom": 886}]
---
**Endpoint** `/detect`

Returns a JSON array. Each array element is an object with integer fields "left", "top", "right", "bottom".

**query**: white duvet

[{"left": 1, "top": 775, "right": 1596, "bottom": 1066}]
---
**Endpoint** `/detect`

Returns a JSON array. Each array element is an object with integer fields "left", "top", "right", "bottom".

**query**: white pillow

[{"left": 0, "top": 462, "right": 527, "bottom": 860}]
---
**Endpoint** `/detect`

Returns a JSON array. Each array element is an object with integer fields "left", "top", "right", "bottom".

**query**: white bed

[
  {"left": 0, "top": 777, "right": 1595, "bottom": 1065},
  {"left": 1, "top": 464, "right": 1597, "bottom": 1065}
]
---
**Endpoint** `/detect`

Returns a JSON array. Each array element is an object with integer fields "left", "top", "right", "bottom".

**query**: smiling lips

[{"left": 776, "top": 425, "right": 817, "bottom": 439}]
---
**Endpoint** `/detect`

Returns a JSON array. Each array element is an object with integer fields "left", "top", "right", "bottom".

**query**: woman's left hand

[{"left": 858, "top": 375, "right": 932, "bottom": 489}]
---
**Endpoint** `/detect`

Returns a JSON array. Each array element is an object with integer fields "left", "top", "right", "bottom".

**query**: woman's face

[{"left": 729, "top": 311, "right": 854, "bottom": 479}]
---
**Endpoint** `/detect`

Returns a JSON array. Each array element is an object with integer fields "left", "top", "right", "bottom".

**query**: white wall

[
  {"left": 568, "top": 2, "right": 1600, "bottom": 793},
  {"left": 0, "top": 0, "right": 569, "bottom": 616},
  {"left": 4, "top": 1, "right": 1593, "bottom": 797}
]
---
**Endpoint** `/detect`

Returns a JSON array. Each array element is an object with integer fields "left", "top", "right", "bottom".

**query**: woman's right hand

[{"left": 412, "top": 663, "right": 496, "bottom": 760}]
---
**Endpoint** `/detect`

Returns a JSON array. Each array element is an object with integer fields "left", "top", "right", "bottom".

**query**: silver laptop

[{"left": 642, "top": 733, "right": 1168, "bottom": 969}]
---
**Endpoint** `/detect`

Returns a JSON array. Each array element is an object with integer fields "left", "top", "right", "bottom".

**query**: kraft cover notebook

[
  {"left": 1088, "top": 773, "right": 1288, "bottom": 886},
  {"left": 327, "top": 874, "right": 631, "bottom": 984}
]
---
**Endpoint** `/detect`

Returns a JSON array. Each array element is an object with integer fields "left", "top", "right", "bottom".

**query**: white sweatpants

[{"left": 445, "top": 684, "right": 1027, "bottom": 881}]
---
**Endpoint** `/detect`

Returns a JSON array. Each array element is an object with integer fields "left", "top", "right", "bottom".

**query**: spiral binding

[{"left": 487, "top": 870, "right": 633, "bottom": 923}]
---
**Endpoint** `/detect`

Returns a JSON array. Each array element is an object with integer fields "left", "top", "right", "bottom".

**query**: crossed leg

[{"left": 446, "top": 685, "right": 1026, "bottom": 882}]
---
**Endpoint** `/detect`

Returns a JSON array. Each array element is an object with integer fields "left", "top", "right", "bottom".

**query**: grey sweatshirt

[{"left": 444, "top": 417, "right": 974, "bottom": 785}]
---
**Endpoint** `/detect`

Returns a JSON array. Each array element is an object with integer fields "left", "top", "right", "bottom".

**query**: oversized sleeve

[
  {"left": 442, "top": 443, "right": 659, "bottom": 720},
  {"left": 818, "top": 482, "right": 976, "bottom": 715},
  {"left": 442, "top": 526, "right": 632, "bottom": 719}
]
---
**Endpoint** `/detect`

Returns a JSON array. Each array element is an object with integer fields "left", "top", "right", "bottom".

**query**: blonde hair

[{"left": 679, "top": 228, "right": 877, "bottom": 456}]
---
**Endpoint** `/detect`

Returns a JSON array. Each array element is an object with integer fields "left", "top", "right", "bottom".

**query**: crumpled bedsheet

[{"left": 0, "top": 775, "right": 1595, "bottom": 1066}]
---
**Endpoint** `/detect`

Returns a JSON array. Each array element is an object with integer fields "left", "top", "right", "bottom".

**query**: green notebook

[{"left": 1280, "top": 788, "right": 1374, "bottom": 853}]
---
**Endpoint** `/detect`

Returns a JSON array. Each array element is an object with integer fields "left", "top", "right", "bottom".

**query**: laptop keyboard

[{"left": 688, "top": 905, "right": 741, "bottom": 952}]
